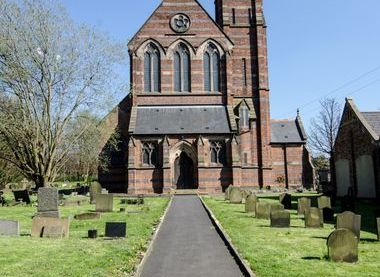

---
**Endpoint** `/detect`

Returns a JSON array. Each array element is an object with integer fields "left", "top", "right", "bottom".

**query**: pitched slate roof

[
  {"left": 132, "top": 106, "right": 232, "bottom": 135},
  {"left": 362, "top": 112, "right": 380, "bottom": 136},
  {"left": 271, "top": 120, "right": 306, "bottom": 144}
]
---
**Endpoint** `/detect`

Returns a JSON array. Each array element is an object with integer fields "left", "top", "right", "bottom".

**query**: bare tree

[
  {"left": 308, "top": 98, "right": 342, "bottom": 157},
  {"left": 0, "top": 0, "right": 126, "bottom": 188},
  {"left": 308, "top": 98, "right": 342, "bottom": 189}
]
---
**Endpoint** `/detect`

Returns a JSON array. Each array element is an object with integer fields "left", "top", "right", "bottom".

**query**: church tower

[{"left": 215, "top": 0, "right": 272, "bottom": 186}]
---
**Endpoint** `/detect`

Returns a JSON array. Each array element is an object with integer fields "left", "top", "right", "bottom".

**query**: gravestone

[
  {"left": 297, "top": 197, "right": 311, "bottom": 215},
  {"left": 377, "top": 218, "right": 380, "bottom": 241},
  {"left": 270, "top": 210, "right": 290, "bottom": 228},
  {"left": 89, "top": 182, "right": 102, "bottom": 204},
  {"left": 37, "top": 187, "right": 59, "bottom": 218},
  {"left": 322, "top": 207, "right": 335, "bottom": 222},
  {"left": 31, "top": 217, "right": 70, "bottom": 238},
  {"left": 336, "top": 211, "right": 361, "bottom": 240},
  {"left": 270, "top": 203, "right": 284, "bottom": 213},
  {"left": 95, "top": 194, "right": 113, "bottom": 212},
  {"left": 327, "top": 229, "right": 358, "bottom": 263},
  {"left": 225, "top": 185, "right": 233, "bottom": 200},
  {"left": 105, "top": 222, "right": 127, "bottom": 238},
  {"left": 245, "top": 194, "right": 258, "bottom": 213},
  {"left": 74, "top": 213, "right": 101, "bottom": 220},
  {"left": 88, "top": 229, "right": 98, "bottom": 239},
  {"left": 305, "top": 207, "right": 323, "bottom": 228},
  {"left": 0, "top": 220, "right": 19, "bottom": 236},
  {"left": 318, "top": 196, "right": 331, "bottom": 209},
  {"left": 256, "top": 202, "right": 271, "bottom": 219},
  {"left": 241, "top": 190, "right": 252, "bottom": 203},
  {"left": 42, "top": 226, "right": 64, "bottom": 238},
  {"left": 12, "top": 190, "right": 31, "bottom": 204},
  {"left": 279, "top": 193, "right": 292, "bottom": 209},
  {"left": 229, "top": 187, "right": 243, "bottom": 204}
]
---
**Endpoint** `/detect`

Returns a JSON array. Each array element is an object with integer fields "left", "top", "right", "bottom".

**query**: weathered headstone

[
  {"left": 270, "top": 203, "right": 284, "bottom": 213},
  {"left": 305, "top": 207, "right": 323, "bottom": 228},
  {"left": 245, "top": 194, "right": 258, "bottom": 213},
  {"left": 225, "top": 185, "right": 233, "bottom": 200},
  {"left": 256, "top": 202, "right": 271, "bottom": 219},
  {"left": 322, "top": 207, "right": 335, "bottom": 222},
  {"left": 270, "top": 210, "right": 290, "bottom": 228},
  {"left": 336, "top": 211, "right": 361, "bottom": 240},
  {"left": 241, "top": 190, "right": 252, "bottom": 203},
  {"left": 327, "top": 229, "right": 358, "bottom": 263},
  {"left": 297, "top": 197, "right": 311, "bottom": 215},
  {"left": 377, "top": 218, "right": 380, "bottom": 241},
  {"left": 74, "top": 213, "right": 101, "bottom": 220},
  {"left": 318, "top": 196, "right": 331, "bottom": 209},
  {"left": 95, "top": 194, "right": 113, "bottom": 212},
  {"left": 229, "top": 187, "right": 243, "bottom": 204},
  {"left": 12, "top": 189, "right": 31, "bottom": 204},
  {"left": 31, "top": 217, "right": 70, "bottom": 238},
  {"left": 0, "top": 220, "right": 19, "bottom": 236},
  {"left": 279, "top": 193, "right": 292, "bottom": 209},
  {"left": 105, "top": 222, "right": 126, "bottom": 238},
  {"left": 37, "top": 187, "right": 59, "bottom": 218},
  {"left": 89, "top": 182, "right": 102, "bottom": 204},
  {"left": 42, "top": 226, "right": 64, "bottom": 238}
]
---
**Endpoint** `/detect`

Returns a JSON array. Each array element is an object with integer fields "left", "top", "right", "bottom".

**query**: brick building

[
  {"left": 334, "top": 98, "right": 380, "bottom": 199},
  {"left": 99, "top": 0, "right": 314, "bottom": 194}
]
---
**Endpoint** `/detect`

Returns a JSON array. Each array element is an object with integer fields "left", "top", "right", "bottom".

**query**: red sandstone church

[{"left": 99, "top": 0, "right": 314, "bottom": 194}]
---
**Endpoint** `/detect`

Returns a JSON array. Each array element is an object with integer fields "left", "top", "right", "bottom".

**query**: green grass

[
  {"left": 0, "top": 196, "right": 169, "bottom": 277},
  {"left": 203, "top": 194, "right": 380, "bottom": 277}
]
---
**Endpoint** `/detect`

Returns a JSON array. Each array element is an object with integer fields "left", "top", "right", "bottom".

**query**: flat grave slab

[
  {"left": 0, "top": 220, "right": 19, "bottom": 236},
  {"left": 105, "top": 222, "right": 126, "bottom": 238}
]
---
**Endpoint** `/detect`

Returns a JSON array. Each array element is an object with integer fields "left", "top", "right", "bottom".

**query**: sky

[{"left": 62, "top": 0, "right": 380, "bottom": 130}]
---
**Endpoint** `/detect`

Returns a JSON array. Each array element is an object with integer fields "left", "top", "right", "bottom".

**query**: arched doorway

[{"left": 174, "top": 152, "right": 195, "bottom": 189}]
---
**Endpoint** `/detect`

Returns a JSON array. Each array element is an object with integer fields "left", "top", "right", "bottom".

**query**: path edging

[
  {"left": 134, "top": 196, "right": 173, "bottom": 277},
  {"left": 199, "top": 196, "right": 256, "bottom": 277}
]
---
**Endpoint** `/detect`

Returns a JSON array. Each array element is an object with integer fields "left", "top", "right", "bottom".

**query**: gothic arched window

[
  {"left": 144, "top": 44, "right": 161, "bottom": 93},
  {"left": 210, "top": 141, "right": 226, "bottom": 165},
  {"left": 174, "top": 43, "right": 191, "bottom": 92},
  {"left": 142, "top": 142, "right": 158, "bottom": 167},
  {"left": 204, "top": 44, "right": 220, "bottom": 92},
  {"left": 239, "top": 105, "right": 249, "bottom": 129}
]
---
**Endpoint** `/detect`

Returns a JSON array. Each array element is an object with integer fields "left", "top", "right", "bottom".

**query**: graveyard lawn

[
  {"left": 203, "top": 195, "right": 380, "bottom": 277},
  {"left": 0, "top": 196, "right": 169, "bottom": 277}
]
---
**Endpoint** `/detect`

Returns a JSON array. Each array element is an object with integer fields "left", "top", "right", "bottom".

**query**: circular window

[{"left": 170, "top": 13, "right": 191, "bottom": 33}]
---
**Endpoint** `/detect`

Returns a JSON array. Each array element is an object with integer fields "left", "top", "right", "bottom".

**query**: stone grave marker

[
  {"left": 89, "top": 182, "right": 102, "bottom": 204},
  {"left": 245, "top": 194, "right": 258, "bottom": 214},
  {"left": 279, "top": 193, "right": 292, "bottom": 209},
  {"left": 305, "top": 207, "right": 323, "bottom": 228},
  {"left": 336, "top": 211, "right": 361, "bottom": 240},
  {"left": 105, "top": 222, "right": 127, "bottom": 238},
  {"left": 37, "top": 187, "right": 59, "bottom": 218},
  {"left": 74, "top": 213, "right": 101, "bottom": 220},
  {"left": 322, "top": 207, "right": 335, "bottom": 222},
  {"left": 318, "top": 196, "right": 331, "bottom": 209},
  {"left": 0, "top": 220, "right": 19, "bottom": 236},
  {"left": 225, "top": 185, "right": 233, "bottom": 200},
  {"left": 377, "top": 218, "right": 380, "bottom": 241},
  {"left": 12, "top": 189, "right": 31, "bottom": 204},
  {"left": 88, "top": 229, "right": 98, "bottom": 239},
  {"left": 256, "top": 202, "right": 271, "bottom": 219},
  {"left": 297, "top": 197, "right": 311, "bottom": 215},
  {"left": 241, "top": 190, "right": 252, "bottom": 203},
  {"left": 95, "top": 194, "right": 114, "bottom": 212},
  {"left": 270, "top": 210, "right": 290, "bottom": 228},
  {"left": 270, "top": 203, "right": 284, "bottom": 213},
  {"left": 31, "top": 217, "right": 70, "bottom": 238},
  {"left": 229, "top": 187, "right": 243, "bottom": 204},
  {"left": 43, "top": 226, "right": 64, "bottom": 238},
  {"left": 327, "top": 228, "right": 358, "bottom": 263}
]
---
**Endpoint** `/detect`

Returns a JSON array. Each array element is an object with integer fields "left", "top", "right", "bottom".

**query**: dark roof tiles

[{"left": 362, "top": 112, "right": 380, "bottom": 136}]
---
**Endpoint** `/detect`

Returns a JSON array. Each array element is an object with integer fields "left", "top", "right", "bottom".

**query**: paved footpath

[{"left": 140, "top": 195, "right": 244, "bottom": 277}]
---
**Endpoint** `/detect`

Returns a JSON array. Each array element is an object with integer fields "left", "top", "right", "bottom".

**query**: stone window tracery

[
  {"left": 174, "top": 43, "right": 191, "bottom": 92},
  {"left": 144, "top": 43, "right": 161, "bottom": 93},
  {"left": 204, "top": 44, "right": 220, "bottom": 92},
  {"left": 210, "top": 141, "right": 226, "bottom": 165},
  {"left": 142, "top": 142, "right": 158, "bottom": 167}
]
